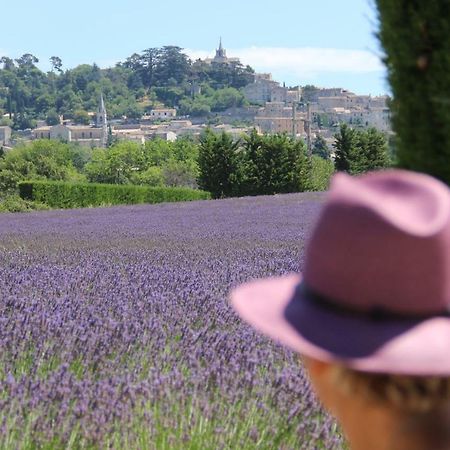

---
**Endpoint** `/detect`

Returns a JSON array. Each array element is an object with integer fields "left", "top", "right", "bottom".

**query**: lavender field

[{"left": 0, "top": 194, "right": 344, "bottom": 449}]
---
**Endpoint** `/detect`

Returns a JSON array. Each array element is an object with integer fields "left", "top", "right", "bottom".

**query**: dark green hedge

[{"left": 19, "top": 181, "right": 211, "bottom": 209}]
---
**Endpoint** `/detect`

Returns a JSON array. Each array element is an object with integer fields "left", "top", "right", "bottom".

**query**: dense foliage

[
  {"left": 197, "top": 129, "right": 241, "bottom": 198},
  {"left": 19, "top": 180, "right": 210, "bottom": 208},
  {"left": 85, "top": 139, "right": 199, "bottom": 188},
  {"left": 312, "top": 135, "right": 331, "bottom": 160},
  {"left": 0, "top": 193, "right": 49, "bottom": 213},
  {"left": 333, "top": 124, "right": 391, "bottom": 174},
  {"left": 0, "top": 139, "right": 87, "bottom": 192},
  {"left": 0, "top": 138, "right": 199, "bottom": 194},
  {"left": 0, "top": 47, "right": 255, "bottom": 128},
  {"left": 198, "top": 130, "right": 312, "bottom": 198},
  {"left": 2, "top": 126, "right": 392, "bottom": 211},
  {"left": 308, "top": 155, "right": 335, "bottom": 192},
  {"left": 0, "top": 192, "right": 343, "bottom": 449},
  {"left": 1, "top": 131, "right": 336, "bottom": 211},
  {"left": 375, "top": 0, "right": 450, "bottom": 184}
]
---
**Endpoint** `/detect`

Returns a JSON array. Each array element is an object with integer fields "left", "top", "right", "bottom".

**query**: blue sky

[{"left": 1, "top": 0, "right": 389, "bottom": 95}]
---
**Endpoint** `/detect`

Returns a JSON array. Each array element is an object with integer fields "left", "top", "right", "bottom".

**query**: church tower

[
  {"left": 214, "top": 37, "right": 228, "bottom": 63},
  {"left": 96, "top": 93, "right": 108, "bottom": 147}
]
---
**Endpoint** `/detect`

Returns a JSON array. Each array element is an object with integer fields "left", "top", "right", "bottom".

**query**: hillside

[{"left": 0, "top": 46, "right": 255, "bottom": 129}]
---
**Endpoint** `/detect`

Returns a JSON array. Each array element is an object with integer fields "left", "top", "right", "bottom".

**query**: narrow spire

[
  {"left": 99, "top": 93, "right": 105, "bottom": 113},
  {"left": 96, "top": 92, "right": 108, "bottom": 147},
  {"left": 215, "top": 37, "right": 226, "bottom": 60}
]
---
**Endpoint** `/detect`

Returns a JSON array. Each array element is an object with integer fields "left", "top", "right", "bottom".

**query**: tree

[
  {"left": 229, "top": 62, "right": 255, "bottom": 89},
  {"left": 140, "top": 48, "right": 161, "bottom": 89},
  {"left": 376, "top": 0, "right": 450, "bottom": 184},
  {"left": 153, "top": 86, "right": 184, "bottom": 108},
  {"left": 238, "top": 129, "right": 263, "bottom": 196},
  {"left": 45, "top": 109, "right": 60, "bottom": 126},
  {"left": 0, "top": 57, "right": 15, "bottom": 71},
  {"left": 154, "top": 46, "right": 191, "bottom": 86},
  {"left": 142, "top": 137, "right": 199, "bottom": 188},
  {"left": 312, "top": 135, "right": 330, "bottom": 159},
  {"left": 13, "top": 112, "right": 36, "bottom": 130},
  {"left": 131, "top": 166, "right": 164, "bottom": 187},
  {"left": 197, "top": 129, "right": 240, "bottom": 198},
  {"left": 85, "top": 141, "right": 146, "bottom": 184},
  {"left": 15, "top": 53, "right": 39, "bottom": 69},
  {"left": 210, "top": 87, "right": 244, "bottom": 111},
  {"left": 0, "top": 140, "right": 83, "bottom": 192},
  {"left": 333, "top": 124, "right": 356, "bottom": 172},
  {"left": 162, "top": 159, "right": 198, "bottom": 188},
  {"left": 333, "top": 124, "right": 390, "bottom": 174},
  {"left": 50, "top": 56, "right": 63, "bottom": 73},
  {"left": 361, "top": 127, "right": 390, "bottom": 172},
  {"left": 72, "top": 109, "right": 90, "bottom": 125},
  {"left": 239, "top": 131, "right": 309, "bottom": 196},
  {"left": 309, "top": 155, "right": 335, "bottom": 191}
]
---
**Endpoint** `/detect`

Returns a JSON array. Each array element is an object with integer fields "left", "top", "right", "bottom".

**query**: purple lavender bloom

[{"left": 0, "top": 193, "right": 343, "bottom": 448}]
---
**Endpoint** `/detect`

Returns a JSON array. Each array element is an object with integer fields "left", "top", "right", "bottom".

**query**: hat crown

[{"left": 304, "top": 170, "right": 450, "bottom": 316}]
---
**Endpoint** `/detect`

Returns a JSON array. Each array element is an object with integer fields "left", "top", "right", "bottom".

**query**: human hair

[
  {"left": 329, "top": 365, "right": 450, "bottom": 449},
  {"left": 329, "top": 366, "right": 450, "bottom": 413}
]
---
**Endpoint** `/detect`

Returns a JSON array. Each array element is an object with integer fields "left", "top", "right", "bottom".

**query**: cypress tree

[
  {"left": 197, "top": 129, "right": 240, "bottom": 198},
  {"left": 363, "top": 127, "right": 390, "bottom": 171},
  {"left": 333, "top": 124, "right": 356, "bottom": 172},
  {"left": 312, "top": 135, "right": 331, "bottom": 160},
  {"left": 376, "top": 0, "right": 450, "bottom": 183},
  {"left": 333, "top": 125, "right": 390, "bottom": 174}
]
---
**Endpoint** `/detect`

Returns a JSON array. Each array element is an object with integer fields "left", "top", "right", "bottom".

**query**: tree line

[
  {"left": 197, "top": 126, "right": 390, "bottom": 198},
  {"left": 0, "top": 46, "right": 255, "bottom": 130},
  {"left": 0, "top": 125, "right": 390, "bottom": 212}
]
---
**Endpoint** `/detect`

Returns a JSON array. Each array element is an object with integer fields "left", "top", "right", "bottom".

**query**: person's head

[
  {"left": 230, "top": 170, "right": 450, "bottom": 450},
  {"left": 304, "top": 358, "right": 450, "bottom": 450}
]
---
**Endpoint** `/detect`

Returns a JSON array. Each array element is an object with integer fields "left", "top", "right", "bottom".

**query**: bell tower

[
  {"left": 96, "top": 93, "right": 108, "bottom": 147},
  {"left": 214, "top": 37, "right": 228, "bottom": 63}
]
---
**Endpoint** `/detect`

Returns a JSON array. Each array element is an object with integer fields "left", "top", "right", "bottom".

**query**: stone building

[
  {"left": 369, "top": 95, "right": 390, "bottom": 108},
  {"left": 361, "top": 107, "right": 391, "bottom": 132},
  {"left": 243, "top": 73, "right": 301, "bottom": 105},
  {"left": 147, "top": 108, "right": 177, "bottom": 119},
  {"left": 243, "top": 76, "right": 279, "bottom": 104},
  {"left": 305, "top": 87, "right": 350, "bottom": 102},
  {"left": 32, "top": 124, "right": 105, "bottom": 146},
  {"left": 32, "top": 94, "right": 108, "bottom": 147},
  {"left": 271, "top": 86, "right": 301, "bottom": 103},
  {"left": 255, "top": 102, "right": 305, "bottom": 135}
]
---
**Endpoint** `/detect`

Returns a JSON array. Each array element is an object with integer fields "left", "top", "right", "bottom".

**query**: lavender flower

[{"left": 0, "top": 193, "right": 343, "bottom": 448}]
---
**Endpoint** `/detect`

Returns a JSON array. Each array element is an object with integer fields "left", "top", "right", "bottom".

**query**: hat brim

[{"left": 230, "top": 274, "right": 450, "bottom": 375}]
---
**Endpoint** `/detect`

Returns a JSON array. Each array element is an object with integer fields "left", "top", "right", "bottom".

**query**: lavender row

[{"left": 0, "top": 193, "right": 343, "bottom": 448}]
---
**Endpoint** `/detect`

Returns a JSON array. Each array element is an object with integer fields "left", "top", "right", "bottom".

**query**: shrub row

[{"left": 19, "top": 181, "right": 211, "bottom": 209}]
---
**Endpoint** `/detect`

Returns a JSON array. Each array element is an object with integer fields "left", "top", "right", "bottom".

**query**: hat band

[{"left": 298, "top": 282, "right": 450, "bottom": 321}]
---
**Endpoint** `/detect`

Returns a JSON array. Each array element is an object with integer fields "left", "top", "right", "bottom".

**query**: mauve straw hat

[{"left": 230, "top": 170, "right": 450, "bottom": 375}]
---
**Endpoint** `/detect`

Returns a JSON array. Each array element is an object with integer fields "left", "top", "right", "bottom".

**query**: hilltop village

[{"left": 0, "top": 40, "right": 390, "bottom": 151}]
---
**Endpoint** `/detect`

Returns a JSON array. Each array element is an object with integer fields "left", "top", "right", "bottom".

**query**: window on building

[
  {"left": 90, "top": 132, "right": 92, "bottom": 138},
  {"left": 82, "top": 132, "right": 85, "bottom": 138}
]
